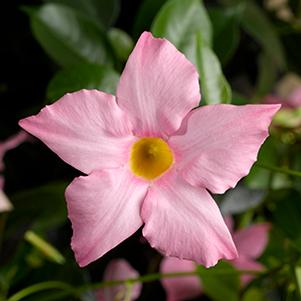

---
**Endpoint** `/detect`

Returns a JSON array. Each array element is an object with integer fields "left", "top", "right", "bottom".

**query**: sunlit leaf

[{"left": 195, "top": 32, "right": 232, "bottom": 104}]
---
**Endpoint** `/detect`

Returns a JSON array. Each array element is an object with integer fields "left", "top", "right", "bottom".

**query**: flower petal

[
  {"left": 141, "top": 171, "right": 237, "bottom": 267},
  {"left": 116, "top": 32, "right": 200, "bottom": 137},
  {"left": 234, "top": 223, "right": 270, "bottom": 259},
  {"left": 169, "top": 104, "right": 281, "bottom": 194},
  {"left": 19, "top": 90, "right": 134, "bottom": 174},
  {"left": 97, "top": 259, "right": 141, "bottom": 301},
  {"left": 0, "top": 188, "right": 13, "bottom": 212},
  {"left": 232, "top": 256, "right": 264, "bottom": 286},
  {"left": 160, "top": 257, "right": 202, "bottom": 301},
  {"left": 65, "top": 168, "right": 148, "bottom": 267}
]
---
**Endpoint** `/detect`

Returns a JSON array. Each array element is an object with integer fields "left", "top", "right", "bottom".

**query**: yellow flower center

[{"left": 130, "top": 137, "right": 174, "bottom": 180}]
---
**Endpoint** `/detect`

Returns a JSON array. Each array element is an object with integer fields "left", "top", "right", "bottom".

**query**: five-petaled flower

[{"left": 19, "top": 32, "right": 280, "bottom": 268}]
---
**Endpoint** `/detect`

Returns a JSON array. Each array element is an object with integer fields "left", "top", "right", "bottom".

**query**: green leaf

[
  {"left": 295, "top": 266, "right": 301, "bottom": 297},
  {"left": 240, "top": 0, "right": 286, "bottom": 69},
  {"left": 6, "top": 182, "right": 68, "bottom": 235},
  {"left": 242, "top": 288, "right": 266, "bottom": 301},
  {"left": 272, "top": 190, "right": 301, "bottom": 253},
  {"left": 255, "top": 52, "right": 278, "bottom": 98},
  {"left": 198, "top": 261, "right": 240, "bottom": 301},
  {"left": 209, "top": 7, "right": 240, "bottom": 65},
  {"left": 27, "top": 3, "right": 114, "bottom": 67},
  {"left": 108, "top": 28, "right": 134, "bottom": 62},
  {"left": 195, "top": 33, "right": 232, "bottom": 104},
  {"left": 46, "top": 63, "right": 119, "bottom": 102},
  {"left": 46, "top": 0, "right": 120, "bottom": 28},
  {"left": 151, "top": 0, "right": 212, "bottom": 50},
  {"left": 132, "top": 0, "right": 167, "bottom": 38}
]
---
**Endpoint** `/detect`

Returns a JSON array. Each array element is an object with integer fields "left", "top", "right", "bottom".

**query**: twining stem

[
  {"left": 7, "top": 269, "right": 261, "bottom": 301},
  {"left": 256, "top": 162, "right": 301, "bottom": 177}
]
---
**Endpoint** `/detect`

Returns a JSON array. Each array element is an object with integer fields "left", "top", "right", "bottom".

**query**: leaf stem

[
  {"left": 256, "top": 162, "right": 301, "bottom": 177},
  {"left": 7, "top": 269, "right": 261, "bottom": 301}
]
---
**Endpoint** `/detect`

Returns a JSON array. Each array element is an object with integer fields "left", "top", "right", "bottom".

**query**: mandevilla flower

[
  {"left": 19, "top": 32, "right": 280, "bottom": 267},
  {"left": 160, "top": 216, "right": 270, "bottom": 301},
  {"left": 96, "top": 259, "right": 141, "bottom": 301}
]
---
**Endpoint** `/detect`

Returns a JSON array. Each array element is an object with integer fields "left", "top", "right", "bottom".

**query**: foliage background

[{"left": 1, "top": 0, "right": 301, "bottom": 300}]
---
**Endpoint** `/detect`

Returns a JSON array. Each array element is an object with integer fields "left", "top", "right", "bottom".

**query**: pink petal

[
  {"left": 141, "top": 171, "right": 237, "bottom": 268},
  {"left": 0, "top": 189, "right": 13, "bottom": 212},
  {"left": 232, "top": 256, "right": 264, "bottom": 286},
  {"left": 224, "top": 215, "right": 234, "bottom": 234},
  {"left": 234, "top": 223, "right": 270, "bottom": 259},
  {"left": 97, "top": 259, "right": 141, "bottom": 301},
  {"left": 288, "top": 86, "right": 301, "bottom": 108},
  {"left": 116, "top": 32, "right": 200, "bottom": 137},
  {"left": 169, "top": 104, "right": 281, "bottom": 194},
  {"left": 65, "top": 168, "right": 148, "bottom": 267},
  {"left": 19, "top": 90, "right": 135, "bottom": 174},
  {"left": 160, "top": 257, "right": 202, "bottom": 301}
]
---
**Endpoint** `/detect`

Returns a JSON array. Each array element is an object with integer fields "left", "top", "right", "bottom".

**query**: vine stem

[
  {"left": 256, "top": 162, "right": 301, "bottom": 177},
  {"left": 7, "top": 269, "right": 261, "bottom": 301}
]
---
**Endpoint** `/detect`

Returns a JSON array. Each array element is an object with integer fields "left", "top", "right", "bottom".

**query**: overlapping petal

[
  {"left": 233, "top": 256, "right": 264, "bottom": 285},
  {"left": 141, "top": 171, "right": 237, "bottom": 267},
  {"left": 234, "top": 223, "right": 270, "bottom": 259},
  {"left": 97, "top": 259, "right": 141, "bottom": 301},
  {"left": 65, "top": 168, "right": 148, "bottom": 267},
  {"left": 19, "top": 90, "right": 135, "bottom": 174},
  {"left": 170, "top": 104, "right": 281, "bottom": 194},
  {"left": 160, "top": 257, "right": 201, "bottom": 301},
  {"left": 116, "top": 32, "right": 200, "bottom": 137}
]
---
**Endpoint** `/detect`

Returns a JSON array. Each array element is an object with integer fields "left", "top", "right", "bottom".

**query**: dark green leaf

[
  {"left": 241, "top": 0, "right": 286, "bottom": 69},
  {"left": 255, "top": 52, "right": 278, "bottom": 98},
  {"left": 151, "top": 0, "right": 212, "bottom": 51},
  {"left": 46, "top": 0, "right": 120, "bottom": 28},
  {"left": 47, "top": 63, "right": 120, "bottom": 102},
  {"left": 242, "top": 288, "right": 266, "bottom": 301},
  {"left": 198, "top": 261, "right": 240, "bottom": 301},
  {"left": 209, "top": 7, "right": 240, "bottom": 65},
  {"left": 27, "top": 3, "right": 114, "bottom": 67},
  {"left": 108, "top": 28, "right": 134, "bottom": 62},
  {"left": 132, "top": 0, "right": 167, "bottom": 38},
  {"left": 195, "top": 32, "right": 232, "bottom": 104},
  {"left": 6, "top": 182, "right": 68, "bottom": 235},
  {"left": 272, "top": 190, "right": 301, "bottom": 253}
]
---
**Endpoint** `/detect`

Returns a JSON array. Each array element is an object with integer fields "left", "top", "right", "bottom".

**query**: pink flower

[
  {"left": 96, "top": 259, "right": 141, "bottom": 301},
  {"left": 225, "top": 216, "right": 270, "bottom": 285},
  {"left": 19, "top": 32, "right": 279, "bottom": 267},
  {"left": 0, "top": 131, "right": 29, "bottom": 212},
  {"left": 264, "top": 85, "right": 301, "bottom": 109},
  {"left": 160, "top": 217, "right": 270, "bottom": 301}
]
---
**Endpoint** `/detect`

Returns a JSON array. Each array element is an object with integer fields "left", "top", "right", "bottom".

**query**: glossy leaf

[
  {"left": 195, "top": 32, "right": 232, "bottom": 104},
  {"left": 47, "top": 0, "right": 120, "bottom": 28},
  {"left": 46, "top": 63, "right": 119, "bottom": 102},
  {"left": 151, "top": 0, "right": 212, "bottom": 50},
  {"left": 27, "top": 3, "right": 114, "bottom": 67},
  {"left": 209, "top": 7, "right": 240, "bottom": 65},
  {"left": 108, "top": 28, "right": 134, "bottom": 62},
  {"left": 132, "top": 0, "right": 166, "bottom": 38},
  {"left": 241, "top": 0, "right": 286, "bottom": 69},
  {"left": 198, "top": 261, "right": 240, "bottom": 301}
]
